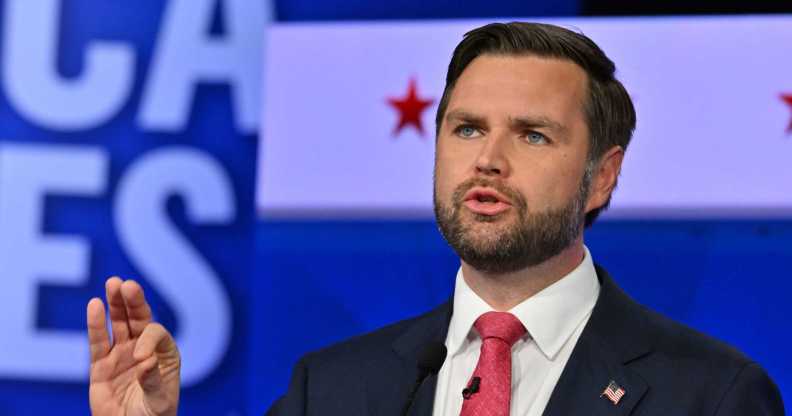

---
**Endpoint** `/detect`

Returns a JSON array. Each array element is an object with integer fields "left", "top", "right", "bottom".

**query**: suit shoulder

[
  {"left": 593, "top": 269, "right": 781, "bottom": 413},
  {"left": 301, "top": 302, "right": 448, "bottom": 367},
  {"left": 596, "top": 267, "right": 753, "bottom": 371},
  {"left": 631, "top": 305, "right": 784, "bottom": 413},
  {"left": 639, "top": 304, "right": 752, "bottom": 368}
]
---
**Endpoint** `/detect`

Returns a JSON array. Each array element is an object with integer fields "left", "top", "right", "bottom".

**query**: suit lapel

[
  {"left": 542, "top": 266, "right": 653, "bottom": 416},
  {"left": 541, "top": 329, "right": 649, "bottom": 416},
  {"left": 405, "top": 372, "right": 441, "bottom": 416},
  {"left": 369, "top": 301, "right": 452, "bottom": 416}
]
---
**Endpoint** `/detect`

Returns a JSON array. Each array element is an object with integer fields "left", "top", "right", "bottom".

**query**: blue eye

[
  {"left": 457, "top": 126, "right": 479, "bottom": 138},
  {"left": 525, "top": 132, "right": 547, "bottom": 144}
]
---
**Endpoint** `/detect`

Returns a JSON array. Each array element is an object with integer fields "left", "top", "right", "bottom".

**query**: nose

[{"left": 475, "top": 133, "right": 510, "bottom": 177}]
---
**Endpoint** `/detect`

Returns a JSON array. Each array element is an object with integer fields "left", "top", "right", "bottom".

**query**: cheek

[
  {"left": 433, "top": 161, "right": 457, "bottom": 202},
  {"left": 446, "top": 144, "right": 482, "bottom": 169},
  {"left": 551, "top": 159, "right": 588, "bottom": 201},
  {"left": 434, "top": 145, "right": 473, "bottom": 194},
  {"left": 518, "top": 155, "right": 584, "bottom": 208}
]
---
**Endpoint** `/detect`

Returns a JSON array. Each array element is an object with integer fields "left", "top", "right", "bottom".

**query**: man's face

[{"left": 434, "top": 54, "right": 592, "bottom": 274}]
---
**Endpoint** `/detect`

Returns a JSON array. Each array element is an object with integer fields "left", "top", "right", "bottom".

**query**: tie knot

[{"left": 473, "top": 311, "right": 526, "bottom": 347}]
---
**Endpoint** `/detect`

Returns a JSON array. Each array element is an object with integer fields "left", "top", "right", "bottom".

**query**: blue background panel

[
  {"left": 253, "top": 220, "right": 791, "bottom": 413},
  {"left": 0, "top": 1, "right": 256, "bottom": 414}
]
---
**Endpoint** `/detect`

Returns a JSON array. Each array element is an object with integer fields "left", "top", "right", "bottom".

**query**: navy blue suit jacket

[{"left": 268, "top": 266, "right": 784, "bottom": 415}]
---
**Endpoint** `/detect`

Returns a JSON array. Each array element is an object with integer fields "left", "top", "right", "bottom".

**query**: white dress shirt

[{"left": 432, "top": 246, "right": 601, "bottom": 416}]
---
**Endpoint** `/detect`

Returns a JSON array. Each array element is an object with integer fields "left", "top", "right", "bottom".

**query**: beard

[{"left": 434, "top": 169, "right": 591, "bottom": 274}]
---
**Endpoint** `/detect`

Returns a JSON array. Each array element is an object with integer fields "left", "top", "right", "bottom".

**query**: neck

[{"left": 461, "top": 239, "right": 586, "bottom": 311}]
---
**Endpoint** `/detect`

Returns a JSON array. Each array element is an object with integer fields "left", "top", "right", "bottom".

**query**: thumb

[
  {"left": 136, "top": 354, "right": 177, "bottom": 416},
  {"left": 128, "top": 322, "right": 179, "bottom": 416},
  {"left": 133, "top": 323, "right": 178, "bottom": 360},
  {"left": 136, "top": 355, "right": 163, "bottom": 393},
  {"left": 132, "top": 323, "right": 180, "bottom": 400}
]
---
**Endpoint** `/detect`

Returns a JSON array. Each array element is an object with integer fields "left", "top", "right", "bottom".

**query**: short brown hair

[{"left": 435, "top": 22, "right": 636, "bottom": 227}]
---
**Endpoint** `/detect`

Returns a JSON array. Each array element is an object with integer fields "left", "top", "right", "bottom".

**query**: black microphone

[
  {"left": 462, "top": 376, "right": 481, "bottom": 399},
  {"left": 402, "top": 342, "right": 447, "bottom": 416}
]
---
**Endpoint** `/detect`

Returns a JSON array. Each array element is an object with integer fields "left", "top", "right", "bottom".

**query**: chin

[{"left": 461, "top": 221, "right": 511, "bottom": 244}]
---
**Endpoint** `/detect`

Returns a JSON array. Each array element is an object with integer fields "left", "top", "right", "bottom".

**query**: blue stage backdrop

[{"left": 0, "top": 1, "right": 267, "bottom": 414}]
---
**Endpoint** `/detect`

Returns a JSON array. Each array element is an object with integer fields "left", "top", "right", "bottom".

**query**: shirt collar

[{"left": 446, "top": 246, "right": 601, "bottom": 360}]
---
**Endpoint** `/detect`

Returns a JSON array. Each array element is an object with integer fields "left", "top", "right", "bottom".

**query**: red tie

[{"left": 459, "top": 311, "right": 526, "bottom": 416}]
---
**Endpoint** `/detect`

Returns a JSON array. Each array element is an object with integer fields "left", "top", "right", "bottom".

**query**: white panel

[{"left": 257, "top": 16, "right": 792, "bottom": 219}]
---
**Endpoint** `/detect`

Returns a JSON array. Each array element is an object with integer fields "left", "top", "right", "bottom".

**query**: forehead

[{"left": 447, "top": 54, "right": 588, "bottom": 125}]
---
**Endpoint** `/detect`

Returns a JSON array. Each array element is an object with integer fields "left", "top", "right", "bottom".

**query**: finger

[
  {"left": 106, "top": 277, "right": 131, "bottom": 343},
  {"left": 136, "top": 355, "right": 162, "bottom": 393},
  {"left": 133, "top": 323, "right": 177, "bottom": 362},
  {"left": 120, "top": 279, "right": 152, "bottom": 338},
  {"left": 86, "top": 297, "right": 110, "bottom": 364}
]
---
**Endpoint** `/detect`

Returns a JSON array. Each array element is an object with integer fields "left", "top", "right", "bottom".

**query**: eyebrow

[
  {"left": 509, "top": 115, "right": 568, "bottom": 137},
  {"left": 445, "top": 110, "right": 486, "bottom": 126}
]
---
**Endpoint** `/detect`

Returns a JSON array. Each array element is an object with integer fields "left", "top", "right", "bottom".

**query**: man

[{"left": 86, "top": 22, "right": 784, "bottom": 415}]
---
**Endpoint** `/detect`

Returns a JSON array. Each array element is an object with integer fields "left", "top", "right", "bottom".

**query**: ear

[{"left": 585, "top": 146, "right": 624, "bottom": 214}]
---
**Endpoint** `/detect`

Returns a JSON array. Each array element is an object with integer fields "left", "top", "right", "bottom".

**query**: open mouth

[{"left": 462, "top": 187, "right": 513, "bottom": 216}]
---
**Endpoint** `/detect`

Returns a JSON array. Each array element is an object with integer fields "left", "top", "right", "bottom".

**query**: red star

[
  {"left": 782, "top": 93, "right": 792, "bottom": 134},
  {"left": 387, "top": 78, "right": 434, "bottom": 137}
]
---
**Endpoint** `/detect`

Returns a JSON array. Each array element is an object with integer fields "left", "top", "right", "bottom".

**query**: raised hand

[{"left": 87, "top": 277, "right": 181, "bottom": 416}]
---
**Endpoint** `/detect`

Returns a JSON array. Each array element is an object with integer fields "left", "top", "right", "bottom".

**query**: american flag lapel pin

[{"left": 601, "top": 380, "right": 626, "bottom": 405}]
